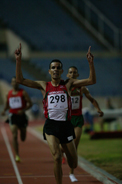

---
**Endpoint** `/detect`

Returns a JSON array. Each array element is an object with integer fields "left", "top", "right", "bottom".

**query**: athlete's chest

[
  {"left": 9, "top": 96, "right": 22, "bottom": 109},
  {"left": 47, "top": 89, "right": 68, "bottom": 109},
  {"left": 71, "top": 88, "right": 81, "bottom": 96}
]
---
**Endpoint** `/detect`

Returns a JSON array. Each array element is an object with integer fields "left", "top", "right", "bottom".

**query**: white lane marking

[
  {"left": 0, "top": 174, "right": 91, "bottom": 179},
  {"left": 1, "top": 127, "right": 23, "bottom": 184}
]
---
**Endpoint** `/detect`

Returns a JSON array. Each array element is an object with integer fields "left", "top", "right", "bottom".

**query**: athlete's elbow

[
  {"left": 92, "top": 80, "right": 96, "bottom": 85},
  {"left": 16, "top": 78, "right": 21, "bottom": 84},
  {"left": 89, "top": 78, "right": 96, "bottom": 85},
  {"left": 93, "top": 78, "right": 96, "bottom": 84},
  {"left": 16, "top": 77, "right": 23, "bottom": 84}
]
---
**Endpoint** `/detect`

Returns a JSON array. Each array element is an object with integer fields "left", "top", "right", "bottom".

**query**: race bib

[
  {"left": 9, "top": 97, "right": 22, "bottom": 109},
  {"left": 48, "top": 93, "right": 68, "bottom": 109},
  {"left": 71, "top": 96, "right": 80, "bottom": 109}
]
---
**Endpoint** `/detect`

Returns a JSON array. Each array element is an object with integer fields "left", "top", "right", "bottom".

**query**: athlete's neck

[
  {"left": 51, "top": 79, "right": 61, "bottom": 86},
  {"left": 12, "top": 88, "right": 19, "bottom": 94}
]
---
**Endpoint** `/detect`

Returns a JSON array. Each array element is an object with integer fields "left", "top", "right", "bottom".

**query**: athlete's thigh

[
  {"left": 61, "top": 140, "right": 77, "bottom": 165},
  {"left": 9, "top": 124, "right": 18, "bottom": 136},
  {"left": 19, "top": 127, "right": 26, "bottom": 141},
  {"left": 74, "top": 126, "right": 82, "bottom": 147},
  {"left": 45, "top": 134, "right": 61, "bottom": 158},
  {"left": 9, "top": 124, "right": 18, "bottom": 133}
]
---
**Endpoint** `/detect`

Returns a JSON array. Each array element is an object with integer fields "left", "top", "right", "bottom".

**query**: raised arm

[
  {"left": 72, "top": 46, "right": 96, "bottom": 87},
  {"left": 86, "top": 46, "right": 96, "bottom": 84},
  {"left": 15, "top": 43, "right": 45, "bottom": 90}
]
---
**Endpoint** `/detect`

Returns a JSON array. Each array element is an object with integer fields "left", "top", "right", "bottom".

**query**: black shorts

[
  {"left": 7, "top": 113, "right": 28, "bottom": 128},
  {"left": 43, "top": 119, "right": 76, "bottom": 144}
]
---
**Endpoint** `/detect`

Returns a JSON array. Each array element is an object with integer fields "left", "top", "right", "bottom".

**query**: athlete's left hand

[
  {"left": 15, "top": 43, "right": 22, "bottom": 62},
  {"left": 87, "top": 46, "right": 94, "bottom": 63},
  {"left": 97, "top": 110, "right": 104, "bottom": 117}
]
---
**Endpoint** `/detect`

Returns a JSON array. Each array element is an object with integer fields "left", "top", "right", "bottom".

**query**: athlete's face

[
  {"left": 67, "top": 67, "right": 79, "bottom": 79},
  {"left": 49, "top": 62, "right": 63, "bottom": 79},
  {"left": 11, "top": 78, "right": 19, "bottom": 89}
]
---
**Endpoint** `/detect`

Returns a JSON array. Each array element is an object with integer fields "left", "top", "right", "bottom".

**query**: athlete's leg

[
  {"left": 60, "top": 143, "right": 67, "bottom": 164},
  {"left": 61, "top": 140, "right": 77, "bottom": 169},
  {"left": 20, "top": 127, "right": 26, "bottom": 141},
  {"left": 9, "top": 124, "right": 19, "bottom": 156},
  {"left": 45, "top": 134, "right": 62, "bottom": 184},
  {"left": 62, "top": 140, "right": 78, "bottom": 182},
  {"left": 69, "top": 127, "right": 82, "bottom": 182},
  {"left": 74, "top": 126, "right": 82, "bottom": 149}
]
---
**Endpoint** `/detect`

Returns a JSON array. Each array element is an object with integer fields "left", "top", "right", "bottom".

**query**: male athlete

[
  {"left": 1, "top": 76, "right": 32, "bottom": 162},
  {"left": 63, "top": 66, "right": 103, "bottom": 182},
  {"left": 15, "top": 43, "right": 96, "bottom": 184}
]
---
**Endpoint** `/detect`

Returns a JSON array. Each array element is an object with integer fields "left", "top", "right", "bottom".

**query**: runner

[
  {"left": 63, "top": 66, "right": 103, "bottom": 182},
  {"left": 1, "top": 76, "right": 32, "bottom": 162},
  {"left": 15, "top": 43, "right": 96, "bottom": 184}
]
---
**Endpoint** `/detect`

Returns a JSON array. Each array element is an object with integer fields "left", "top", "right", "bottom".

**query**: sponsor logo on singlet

[{"left": 60, "top": 85, "right": 64, "bottom": 88}]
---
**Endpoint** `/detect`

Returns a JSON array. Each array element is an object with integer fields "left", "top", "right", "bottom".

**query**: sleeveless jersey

[
  {"left": 7, "top": 89, "right": 26, "bottom": 114},
  {"left": 71, "top": 87, "right": 83, "bottom": 116},
  {"left": 43, "top": 80, "right": 71, "bottom": 121}
]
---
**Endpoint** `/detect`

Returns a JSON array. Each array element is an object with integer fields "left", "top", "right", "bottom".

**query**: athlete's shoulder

[
  {"left": 81, "top": 86, "right": 86, "bottom": 90},
  {"left": 46, "top": 81, "right": 51, "bottom": 87},
  {"left": 64, "top": 78, "right": 73, "bottom": 84},
  {"left": 46, "top": 81, "right": 51, "bottom": 84},
  {"left": 81, "top": 86, "right": 89, "bottom": 93},
  {"left": 8, "top": 89, "right": 13, "bottom": 95},
  {"left": 19, "top": 88, "right": 24, "bottom": 91}
]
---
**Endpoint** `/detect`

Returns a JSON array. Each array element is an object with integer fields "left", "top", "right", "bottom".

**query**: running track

[{"left": 0, "top": 120, "right": 120, "bottom": 184}]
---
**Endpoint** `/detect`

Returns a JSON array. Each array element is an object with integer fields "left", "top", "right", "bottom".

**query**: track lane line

[
  {"left": 0, "top": 174, "right": 91, "bottom": 179},
  {"left": 1, "top": 127, "right": 23, "bottom": 184}
]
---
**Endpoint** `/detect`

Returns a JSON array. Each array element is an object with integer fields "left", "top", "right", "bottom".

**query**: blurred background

[
  {"left": 0, "top": 1, "right": 122, "bottom": 180},
  {"left": 0, "top": 0, "right": 122, "bottom": 121}
]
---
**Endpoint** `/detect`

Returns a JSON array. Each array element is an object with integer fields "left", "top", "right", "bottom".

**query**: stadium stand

[
  {"left": 88, "top": 0, "right": 122, "bottom": 28},
  {"left": 0, "top": 59, "right": 42, "bottom": 98},
  {"left": 87, "top": 0, "right": 122, "bottom": 48},
  {"left": 62, "top": 0, "right": 122, "bottom": 50},
  {"left": 30, "top": 56, "right": 122, "bottom": 96},
  {"left": 0, "top": 0, "right": 121, "bottom": 98},
  {"left": 0, "top": 0, "right": 104, "bottom": 51}
]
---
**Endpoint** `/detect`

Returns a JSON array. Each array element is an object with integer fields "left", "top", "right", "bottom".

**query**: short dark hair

[
  {"left": 49, "top": 59, "right": 63, "bottom": 69},
  {"left": 68, "top": 66, "right": 78, "bottom": 72}
]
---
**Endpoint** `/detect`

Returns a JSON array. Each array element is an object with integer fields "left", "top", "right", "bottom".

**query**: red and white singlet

[
  {"left": 71, "top": 87, "right": 83, "bottom": 116},
  {"left": 7, "top": 89, "right": 26, "bottom": 114},
  {"left": 43, "top": 80, "right": 71, "bottom": 121}
]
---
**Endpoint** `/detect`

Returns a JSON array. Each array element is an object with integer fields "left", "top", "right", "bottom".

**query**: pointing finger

[
  {"left": 19, "top": 43, "right": 21, "bottom": 50},
  {"left": 88, "top": 46, "right": 91, "bottom": 53}
]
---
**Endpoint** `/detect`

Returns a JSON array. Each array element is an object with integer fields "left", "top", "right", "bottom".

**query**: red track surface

[{"left": 0, "top": 120, "right": 103, "bottom": 184}]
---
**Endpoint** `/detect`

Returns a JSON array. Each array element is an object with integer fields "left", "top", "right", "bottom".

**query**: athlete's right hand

[{"left": 15, "top": 43, "right": 22, "bottom": 62}]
